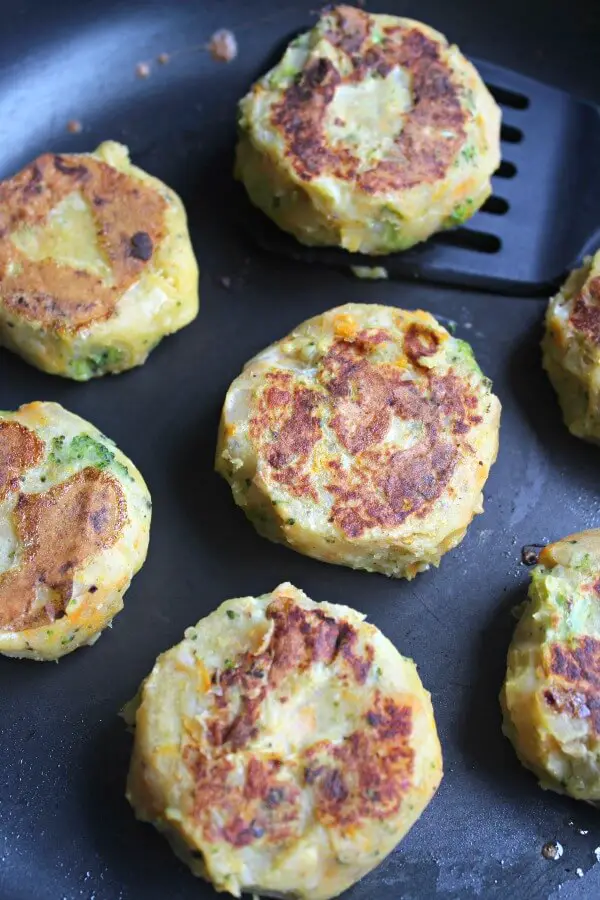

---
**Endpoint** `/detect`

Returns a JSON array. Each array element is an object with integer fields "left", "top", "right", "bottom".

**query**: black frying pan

[{"left": 1, "top": 2, "right": 600, "bottom": 899}]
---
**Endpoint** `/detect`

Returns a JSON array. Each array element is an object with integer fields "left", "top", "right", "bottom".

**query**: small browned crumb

[
  {"left": 542, "top": 841, "right": 563, "bottom": 861},
  {"left": 208, "top": 29, "right": 238, "bottom": 63},
  {"left": 136, "top": 62, "right": 151, "bottom": 78},
  {"left": 521, "top": 544, "right": 544, "bottom": 566},
  {"left": 157, "top": 52, "right": 170, "bottom": 65},
  {"left": 66, "top": 119, "right": 82, "bottom": 134}
]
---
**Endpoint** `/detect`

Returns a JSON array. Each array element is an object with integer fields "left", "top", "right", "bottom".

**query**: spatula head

[{"left": 237, "top": 58, "right": 600, "bottom": 297}]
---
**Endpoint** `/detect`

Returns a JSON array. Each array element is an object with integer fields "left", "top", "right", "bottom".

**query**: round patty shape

[
  {"left": 126, "top": 582, "right": 442, "bottom": 900},
  {"left": 0, "top": 402, "right": 151, "bottom": 660},
  {"left": 543, "top": 251, "right": 600, "bottom": 443},
  {"left": 235, "top": 5, "right": 501, "bottom": 255},
  {"left": 502, "top": 531, "right": 600, "bottom": 802},
  {"left": 0, "top": 141, "right": 199, "bottom": 380},
  {"left": 216, "top": 304, "right": 501, "bottom": 579}
]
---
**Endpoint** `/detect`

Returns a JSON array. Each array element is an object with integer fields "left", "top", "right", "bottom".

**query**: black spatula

[{"left": 239, "top": 59, "right": 600, "bottom": 297}]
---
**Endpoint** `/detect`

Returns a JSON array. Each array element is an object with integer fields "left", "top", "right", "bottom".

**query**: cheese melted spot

[
  {"left": 324, "top": 67, "right": 413, "bottom": 164},
  {"left": 10, "top": 192, "right": 113, "bottom": 282}
]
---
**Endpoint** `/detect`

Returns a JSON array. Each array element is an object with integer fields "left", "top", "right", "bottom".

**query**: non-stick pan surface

[{"left": 2, "top": 1, "right": 600, "bottom": 898}]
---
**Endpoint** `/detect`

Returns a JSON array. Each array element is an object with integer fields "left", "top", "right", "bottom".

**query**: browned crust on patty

[
  {"left": 404, "top": 322, "right": 441, "bottom": 365},
  {"left": 304, "top": 691, "right": 413, "bottom": 826},
  {"left": 185, "top": 695, "right": 413, "bottom": 849},
  {"left": 184, "top": 749, "right": 303, "bottom": 849},
  {"left": 249, "top": 327, "right": 482, "bottom": 538},
  {"left": 270, "top": 5, "right": 467, "bottom": 192},
  {"left": 181, "top": 595, "right": 416, "bottom": 848},
  {"left": 542, "top": 637, "right": 600, "bottom": 732},
  {"left": 204, "top": 594, "right": 373, "bottom": 753},
  {"left": 0, "top": 458, "right": 127, "bottom": 632},
  {"left": 249, "top": 373, "right": 321, "bottom": 503},
  {"left": 0, "top": 152, "right": 167, "bottom": 333},
  {"left": 569, "top": 277, "right": 600, "bottom": 345},
  {"left": 0, "top": 421, "right": 44, "bottom": 501}
]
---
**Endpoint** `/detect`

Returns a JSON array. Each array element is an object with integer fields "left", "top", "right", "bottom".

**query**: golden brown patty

[
  {"left": 216, "top": 304, "right": 501, "bottom": 578},
  {"left": 0, "top": 402, "right": 151, "bottom": 660},
  {"left": 126, "top": 583, "right": 442, "bottom": 899},
  {"left": 0, "top": 456, "right": 125, "bottom": 633},
  {"left": 543, "top": 251, "right": 600, "bottom": 442},
  {"left": 273, "top": 10, "right": 466, "bottom": 191},
  {"left": 0, "top": 141, "right": 199, "bottom": 379},
  {"left": 235, "top": 6, "right": 501, "bottom": 254},
  {"left": 502, "top": 531, "right": 600, "bottom": 801}
]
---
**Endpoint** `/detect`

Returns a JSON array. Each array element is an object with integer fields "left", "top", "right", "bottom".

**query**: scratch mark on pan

[
  {"left": 509, "top": 438, "right": 548, "bottom": 528},
  {"left": 413, "top": 589, "right": 445, "bottom": 629}
]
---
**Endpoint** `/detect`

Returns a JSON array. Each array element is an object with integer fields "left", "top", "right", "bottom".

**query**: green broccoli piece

[
  {"left": 447, "top": 198, "right": 475, "bottom": 226},
  {"left": 49, "top": 433, "right": 131, "bottom": 479},
  {"left": 68, "top": 347, "right": 124, "bottom": 381},
  {"left": 449, "top": 339, "right": 484, "bottom": 376},
  {"left": 379, "top": 219, "right": 413, "bottom": 252}
]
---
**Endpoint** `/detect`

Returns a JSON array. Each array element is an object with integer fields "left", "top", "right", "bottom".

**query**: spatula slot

[
  {"left": 495, "top": 161, "right": 517, "bottom": 178},
  {"left": 432, "top": 228, "right": 501, "bottom": 254},
  {"left": 481, "top": 196, "right": 509, "bottom": 215},
  {"left": 486, "top": 84, "right": 530, "bottom": 110},
  {"left": 501, "top": 124, "right": 523, "bottom": 143}
]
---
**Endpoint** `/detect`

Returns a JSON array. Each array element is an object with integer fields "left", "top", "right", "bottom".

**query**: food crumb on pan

[
  {"left": 157, "top": 52, "right": 170, "bottom": 65},
  {"left": 579, "top": 829, "right": 589, "bottom": 835},
  {"left": 136, "top": 61, "right": 151, "bottom": 78},
  {"left": 350, "top": 266, "right": 389, "bottom": 280},
  {"left": 219, "top": 276, "right": 232, "bottom": 289},
  {"left": 521, "top": 544, "right": 544, "bottom": 566},
  {"left": 541, "top": 840, "right": 563, "bottom": 860},
  {"left": 66, "top": 119, "right": 82, "bottom": 134},
  {"left": 594, "top": 847, "right": 600, "bottom": 862},
  {"left": 576, "top": 868, "right": 584, "bottom": 878},
  {"left": 208, "top": 29, "right": 238, "bottom": 63}
]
